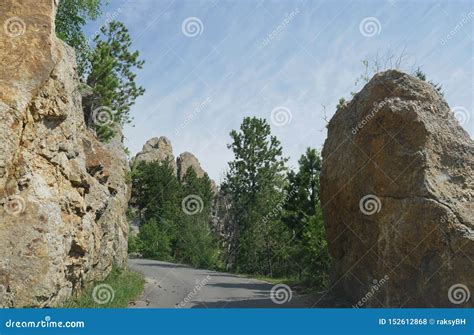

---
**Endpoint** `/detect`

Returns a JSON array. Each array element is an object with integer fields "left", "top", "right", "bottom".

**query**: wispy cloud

[{"left": 86, "top": 0, "right": 473, "bottom": 180}]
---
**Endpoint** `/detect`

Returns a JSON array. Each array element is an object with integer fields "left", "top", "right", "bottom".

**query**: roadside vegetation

[
  {"left": 129, "top": 161, "right": 221, "bottom": 270},
  {"left": 56, "top": 0, "right": 145, "bottom": 142},
  {"left": 129, "top": 116, "right": 331, "bottom": 290},
  {"left": 62, "top": 267, "right": 144, "bottom": 308},
  {"left": 221, "top": 117, "right": 330, "bottom": 289}
]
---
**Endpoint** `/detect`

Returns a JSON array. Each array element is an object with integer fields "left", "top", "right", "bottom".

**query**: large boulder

[
  {"left": 321, "top": 70, "right": 473, "bottom": 307},
  {"left": 0, "top": 0, "right": 130, "bottom": 307}
]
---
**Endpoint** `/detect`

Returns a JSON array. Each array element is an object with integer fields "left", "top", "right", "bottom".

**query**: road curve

[{"left": 128, "top": 258, "right": 315, "bottom": 308}]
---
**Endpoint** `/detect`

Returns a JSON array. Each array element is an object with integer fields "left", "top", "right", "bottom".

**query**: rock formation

[
  {"left": 210, "top": 192, "right": 237, "bottom": 269},
  {"left": 132, "top": 137, "right": 217, "bottom": 191},
  {"left": 0, "top": 0, "right": 129, "bottom": 307},
  {"left": 176, "top": 151, "right": 218, "bottom": 192},
  {"left": 321, "top": 70, "right": 473, "bottom": 307},
  {"left": 132, "top": 136, "right": 176, "bottom": 173},
  {"left": 177, "top": 152, "right": 206, "bottom": 181}
]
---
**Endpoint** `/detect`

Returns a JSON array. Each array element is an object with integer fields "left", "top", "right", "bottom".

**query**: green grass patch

[{"left": 63, "top": 267, "right": 144, "bottom": 308}]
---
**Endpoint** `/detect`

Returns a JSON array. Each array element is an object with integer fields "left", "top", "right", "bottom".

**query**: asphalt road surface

[{"left": 128, "top": 258, "right": 318, "bottom": 308}]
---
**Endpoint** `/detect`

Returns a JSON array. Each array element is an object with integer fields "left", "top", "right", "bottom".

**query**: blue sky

[{"left": 84, "top": 0, "right": 473, "bottom": 182}]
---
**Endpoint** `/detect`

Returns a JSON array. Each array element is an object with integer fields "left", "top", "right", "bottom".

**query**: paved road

[{"left": 128, "top": 258, "right": 316, "bottom": 308}]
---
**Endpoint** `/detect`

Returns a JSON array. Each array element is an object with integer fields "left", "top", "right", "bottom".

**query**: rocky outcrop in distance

[
  {"left": 132, "top": 136, "right": 176, "bottom": 173},
  {"left": 0, "top": 0, "right": 130, "bottom": 307},
  {"left": 177, "top": 152, "right": 206, "bottom": 181},
  {"left": 132, "top": 137, "right": 217, "bottom": 192},
  {"left": 130, "top": 137, "right": 219, "bottom": 237},
  {"left": 321, "top": 70, "right": 473, "bottom": 307}
]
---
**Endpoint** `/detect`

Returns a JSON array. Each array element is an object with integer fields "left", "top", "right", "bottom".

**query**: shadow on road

[
  {"left": 206, "top": 282, "right": 273, "bottom": 290},
  {"left": 190, "top": 298, "right": 310, "bottom": 308},
  {"left": 136, "top": 262, "right": 192, "bottom": 269}
]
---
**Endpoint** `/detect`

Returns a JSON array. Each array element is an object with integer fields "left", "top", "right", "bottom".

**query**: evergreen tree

[
  {"left": 300, "top": 208, "right": 331, "bottom": 287},
  {"left": 131, "top": 162, "right": 220, "bottom": 268},
  {"left": 222, "top": 117, "right": 289, "bottom": 275},
  {"left": 176, "top": 168, "right": 220, "bottom": 269},
  {"left": 138, "top": 218, "right": 172, "bottom": 260},
  {"left": 282, "top": 148, "right": 330, "bottom": 287},
  {"left": 283, "top": 148, "right": 322, "bottom": 237},
  {"left": 56, "top": 0, "right": 103, "bottom": 76},
  {"left": 84, "top": 21, "right": 145, "bottom": 141},
  {"left": 131, "top": 160, "right": 181, "bottom": 227}
]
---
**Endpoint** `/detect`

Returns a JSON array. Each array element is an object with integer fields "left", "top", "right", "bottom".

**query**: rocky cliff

[
  {"left": 321, "top": 70, "right": 473, "bottom": 307},
  {"left": 0, "top": 0, "right": 130, "bottom": 307}
]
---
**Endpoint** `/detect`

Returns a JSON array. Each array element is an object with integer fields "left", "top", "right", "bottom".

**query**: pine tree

[
  {"left": 131, "top": 162, "right": 221, "bottom": 268},
  {"left": 283, "top": 148, "right": 322, "bottom": 237},
  {"left": 56, "top": 0, "right": 103, "bottom": 76},
  {"left": 84, "top": 21, "right": 145, "bottom": 141},
  {"left": 131, "top": 160, "right": 181, "bottom": 226},
  {"left": 222, "top": 117, "right": 289, "bottom": 275},
  {"left": 138, "top": 218, "right": 172, "bottom": 260},
  {"left": 282, "top": 148, "right": 330, "bottom": 286},
  {"left": 177, "top": 168, "right": 220, "bottom": 269}
]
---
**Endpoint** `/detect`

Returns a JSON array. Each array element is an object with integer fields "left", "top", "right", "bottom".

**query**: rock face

[
  {"left": 177, "top": 152, "right": 206, "bottom": 181},
  {"left": 132, "top": 137, "right": 176, "bottom": 172},
  {"left": 177, "top": 152, "right": 218, "bottom": 193},
  {"left": 321, "top": 70, "right": 473, "bottom": 307},
  {"left": 0, "top": 0, "right": 129, "bottom": 307},
  {"left": 211, "top": 192, "right": 237, "bottom": 270}
]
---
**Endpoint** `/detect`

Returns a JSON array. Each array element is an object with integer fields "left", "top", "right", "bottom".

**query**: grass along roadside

[{"left": 63, "top": 267, "right": 145, "bottom": 308}]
